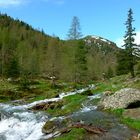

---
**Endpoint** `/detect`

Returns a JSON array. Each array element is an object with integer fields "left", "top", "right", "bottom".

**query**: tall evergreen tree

[
  {"left": 116, "top": 49, "right": 130, "bottom": 75},
  {"left": 123, "top": 8, "right": 136, "bottom": 77},
  {"left": 67, "top": 16, "right": 82, "bottom": 40},
  {"left": 116, "top": 8, "right": 136, "bottom": 77}
]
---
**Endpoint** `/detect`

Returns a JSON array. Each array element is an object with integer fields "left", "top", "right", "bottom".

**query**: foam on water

[{"left": 0, "top": 84, "right": 96, "bottom": 140}]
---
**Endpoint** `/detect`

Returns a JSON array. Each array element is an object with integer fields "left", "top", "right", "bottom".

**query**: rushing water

[
  {"left": 0, "top": 85, "right": 137, "bottom": 140},
  {"left": 0, "top": 85, "right": 95, "bottom": 140},
  {"left": 0, "top": 103, "right": 48, "bottom": 140}
]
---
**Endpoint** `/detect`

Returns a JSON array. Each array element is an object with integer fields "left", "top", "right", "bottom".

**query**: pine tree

[{"left": 67, "top": 16, "right": 82, "bottom": 40}]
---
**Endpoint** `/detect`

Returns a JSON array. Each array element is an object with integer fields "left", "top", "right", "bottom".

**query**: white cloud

[
  {"left": 0, "top": 0, "right": 29, "bottom": 7},
  {"left": 135, "top": 31, "right": 140, "bottom": 45},
  {"left": 43, "top": 0, "right": 65, "bottom": 5},
  {"left": 115, "top": 38, "right": 124, "bottom": 48},
  {"left": 115, "top": 30, "right": 140, "bottom": 47}
]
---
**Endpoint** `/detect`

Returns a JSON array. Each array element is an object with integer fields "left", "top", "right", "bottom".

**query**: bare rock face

[{"left": 98, "top": 88, "right": 140, "bottom": 109}]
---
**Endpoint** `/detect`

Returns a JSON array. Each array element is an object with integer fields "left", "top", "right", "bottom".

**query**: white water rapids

[{"left": 0, "top": 84, "right": 98, "bottom": 140}]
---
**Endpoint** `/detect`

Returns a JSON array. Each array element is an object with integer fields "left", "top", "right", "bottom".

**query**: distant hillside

[
  {"left": 0, "top": 14, "right": 118, "bottom": 81},
  {"left": 84, "top": 35, "right": 117, "bottom": 54}
]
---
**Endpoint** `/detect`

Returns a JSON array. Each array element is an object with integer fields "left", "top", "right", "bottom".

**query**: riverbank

[{"left": 0, "top": 74, "right": 140, "bottom": 139}]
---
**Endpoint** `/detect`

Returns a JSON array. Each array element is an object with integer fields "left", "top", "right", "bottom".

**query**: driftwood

[{"left": 53, "top": 123, "right": 107, "bottom": 137}]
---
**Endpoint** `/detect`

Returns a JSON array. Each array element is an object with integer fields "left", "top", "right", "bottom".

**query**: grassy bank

[
  {"left": 0, "top": 78, "right": 91, "bottom": 103},
  {"left": 47, "top": 94, "right": 87, "bottom": 116},
  {"left": 107, "top": 108, "right": 140, "bottom": 131}
]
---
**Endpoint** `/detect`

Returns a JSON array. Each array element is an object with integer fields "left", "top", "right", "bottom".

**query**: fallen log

[
  {"left": 72, "top": 123, "right": 107, "bottom": 134},
  {"left": 52, "top": 123, "right": 107, "bottom": 137}
]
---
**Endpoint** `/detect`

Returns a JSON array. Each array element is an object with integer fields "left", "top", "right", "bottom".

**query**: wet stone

[{"left": 42, "top": 118, "right": 73, "bottom": 134}]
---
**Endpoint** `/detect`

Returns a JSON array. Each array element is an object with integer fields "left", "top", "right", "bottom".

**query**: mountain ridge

[{"left": 0, "top": 13, "right": 117, "bottom": 81}]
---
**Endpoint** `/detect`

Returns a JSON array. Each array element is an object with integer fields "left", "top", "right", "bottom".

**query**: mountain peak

[{"left": 84, "top": 35, "right": 115, "bottom": 45}]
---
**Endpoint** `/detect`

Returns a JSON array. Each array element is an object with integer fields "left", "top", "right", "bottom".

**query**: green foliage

[
  {"left": 53, "top": 128, "right": 86, "bottom": 140},
  {"left": 5, "top": 57, "right": 20, "bottom": 78},
  {"left": 75, "top": 40, "right": 88, "bottom": 83},
  {"left": 19, "top": 74, "right": 30, "bottom": 90},
  {"left": 106, "top": 66, "right": 114, "bottom": 79},
  {"left": 116, "top": 9, "right": 137, "bottom": 77},
  {"left": 116, "top": 49, "right": 130, "bottom": 75},
  {"left": 108, "top": 108, "right": 140, "bottom": 131},
  {"left": 0, "top": 13, "right": 118, "bottom": 82},
  {"left": 122, "top": 117, "right": 140, "bottom": 131},
  {"left": 107, "top": 109, "right": 125, "bottom": 117},
  {"left": 136, "top": 62, "right": 140, "bottom": 76},
  {"left": 47, "top": 94, "right": 87, "bottom": 116}
]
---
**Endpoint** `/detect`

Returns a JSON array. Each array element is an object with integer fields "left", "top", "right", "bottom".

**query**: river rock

[
  {"left": 98, "top": 88, "right": 140, "bottom": 109},
  {"left": 42, "top": 118, "right": 72, "bottom": 134},
  {"left": 81, "top": 89, "right": 93, "bottom": 96},
  {"left": 31, "top": 102, "right": 49, "bottom": 110},
  {"left": 42, "top": 120, "right": 56, "bottom": 134}
]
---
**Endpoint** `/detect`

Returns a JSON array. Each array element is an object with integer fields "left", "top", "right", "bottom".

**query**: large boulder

[{"left": 98, "top": 88, "right": 140, "bottom": 109}]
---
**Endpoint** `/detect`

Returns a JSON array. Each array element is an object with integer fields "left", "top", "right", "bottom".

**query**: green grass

[
  {"left": 122, "top": 117, "right": 140, "bottom": 131},
  {"left": 91, "top": 74, "right": 136, "bottom": 95},
  {"left": 47, "top": 94, "right": 87, "bottom": 116},
  {"left": 27, "top": 95, "right": 46, "bottom": 102},
  {"left": 0, "top": 79, "right": 18, "bottom": 91},
  {"left": 129, "top": 79, "right": 140, "bottom": 89},
  {"left": 92, "top": 81, "right": 123, "bottom": 94},
  {"left": 53, "top": 128, "right": 86, "bottom": 140},
  {"left": 0, "top": 79, "right": 81, "bottom": 103},
  {"left": 106, "top": 108, "right": 125, "bottom": 117},
  {"left": 107, "top": 108, "right": 140, "bottom": 131}
]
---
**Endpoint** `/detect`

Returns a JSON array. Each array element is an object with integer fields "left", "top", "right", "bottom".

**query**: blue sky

[{"left": 0, "top": 0, "right": 140, "bottom": 46}]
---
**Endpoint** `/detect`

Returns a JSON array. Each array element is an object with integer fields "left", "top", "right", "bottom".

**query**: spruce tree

[
  {"left": 116, "top": 8, "right": 136, "bottom": 77},
  {"left": 123, "top": 8, "right": 136, "bottom": 77},
  {"left": 116, "top": 49, "right": 130, "bottom": 75}
]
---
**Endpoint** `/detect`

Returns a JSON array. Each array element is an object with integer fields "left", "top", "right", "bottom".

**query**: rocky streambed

[{"left": 0, "top": 85, "right": 138, "bottom": 140}]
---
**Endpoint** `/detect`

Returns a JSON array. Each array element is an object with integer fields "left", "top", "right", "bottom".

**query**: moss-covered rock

[
  {"left": 42, "top": 120, "right": 56, "bottom": 134},
  {"left": 42, "top": 118, "right": 73, "bottom": 134}
]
